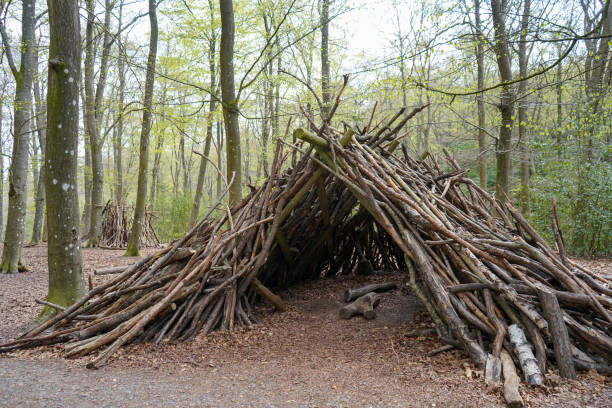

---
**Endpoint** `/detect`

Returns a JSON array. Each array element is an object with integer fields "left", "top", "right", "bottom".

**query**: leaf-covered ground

[{"left": 0, "top": 244, "right": 610, "bottom": 407}]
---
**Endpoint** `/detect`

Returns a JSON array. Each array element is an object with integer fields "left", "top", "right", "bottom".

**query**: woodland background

[{"left": 0, "top": 0, "right": 610, "bottom": 259}]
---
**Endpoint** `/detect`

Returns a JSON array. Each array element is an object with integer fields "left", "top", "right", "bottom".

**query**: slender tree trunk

[
  {"left": 0, "top": 101, "right": 4, "bottom": 241},
  {"left": 244, "top": 128, "right": 250, "bottom": 182},
  {"left": 31, "top": 63, "right": 47, "bottom": 243},
  {"left": 216, "top": 120, "right": 224, "bottom": 198},
  {"left": 423, "top": 66, "right": 431, "bottom": 152},
  {"left": 261, "top": 83, "right": 271, "bottom": 175},
  {"left": 149, "top": 84, "right": 168, "bottom": 206},
  {"left": 43, "top": 0, "right": 85, "bottom": 315},
  {"left": 260, "top": 14, "right": 274, "bottom": 176},
  {"left": 320, "top": 0, "right": 331, "bottom": 116},
  {"left": 83, "top": 0, "right": 97, "bottom": 243},
  {"left": 190, "top": 23, "right": 217, "bottom": 227},
  {"left": 81, "top": 118, "right": 92, "bottom": 234},
  {"left": 149, "top": 133, "right": 163, "bottom": 206},
  {"left": 30, "top": 135, "right": 39, "bottom": 206},
  {"left": 0, "top": 0, "right": 36, "bottom": 273},
  {"left": 126, "top": 0, "right": 158, "bottom": 256},
  {"left": 114, "top": 4, "right": 126, "bottom": 204},
  {"left": 190, "top": 125, "right": 213, "bottom": 226},
  {"left": 219, "top": 0, "right": 242, "bottom": 206},
  {"left": 474, "top": 0, "right": 487, "bottom": 189},
  {"left": 490, "top": 0, "right": 515, "bottom": 204},
  {"left": 273, "top": 46, "right": 281, "bottom": 140},
  {"left": 179, "top": 132, "right": 188, "bottom": 194},
  {"left": 85, "top": 0, "right": 112, "bottom": 247},
  {"left": 518, "top": 0, "right": 531, "bottom": 214},
  {"left": 79, "top": 78, "right": 90, "bottom": 234},
  {"left": 555, "top": 44, "right": 563, "bottom": 156}
]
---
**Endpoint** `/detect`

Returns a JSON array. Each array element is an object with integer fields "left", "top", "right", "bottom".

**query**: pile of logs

[
  {"left": 99, "top": 201, "right": 159, "bottom": 248},
  {"left": 1, "top": 87, "right": 610, "bottom": 406}
]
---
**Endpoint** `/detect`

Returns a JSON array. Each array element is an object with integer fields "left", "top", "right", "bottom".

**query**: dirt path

[{"left": 1, "top": 245, "right": 610, "bottom": 407}]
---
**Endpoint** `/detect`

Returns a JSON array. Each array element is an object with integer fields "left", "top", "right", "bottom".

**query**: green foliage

[
  {"left": 152, "top": 190, "right": 194, "bottom": 242},
  {"left": 528, "top": 106, "right": 612, "bottom": 257}
]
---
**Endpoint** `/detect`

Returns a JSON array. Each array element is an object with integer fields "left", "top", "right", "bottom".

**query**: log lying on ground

[
  {"left": 508, "top": 325, "right": 543, "bottom": 386},
  {"left": 537, "top": 288, "right": 576, "bottom": 379},
  {"left": 94, "top": 265, "right": 127, "bottom": 275},
  {"left": 485, "top": 353, "right": 502, "bottom": 387},
  {"left": 251, "top": 278, "right": 286, "bottom": 311},
  {"left": 339, "top": 292, "right": 382, "bottom": 320},
  {"left": 501, "top": 349, "right": 524, "bottom": 408},
  {"left": 1, "top": 84, "right": 610, "bottom": 395},
  {"left": 343, "top": 282, "right": 397, "bottom": 302}
]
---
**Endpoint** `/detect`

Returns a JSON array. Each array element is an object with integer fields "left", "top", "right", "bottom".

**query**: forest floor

[{"left": 0, "top": 244, "right": 610, "bottom": 407}]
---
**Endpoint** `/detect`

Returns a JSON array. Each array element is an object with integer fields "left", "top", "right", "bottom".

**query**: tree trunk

[
  {"left": 149, "top": 84, "right": 167, "bottom": 206},
  {"left": 260, "top": 14, "right": 274, "bottom": 176},
  {"left": 31, "top": 61, "right": 47, "bottom": 243},
  {"left": 126, "top": 0, "right": 158, "bottom": 256},
  {"left": 190, "top": 24, "right": 217, "bottom": 227},
  {"left": 490, "top": 0, "right": 515, "bottom": 204},
  {"left": 216, "top": 120, "right": 224, "bottom": 198},
  {"left": 320, "top": 0, "right": 331, "bottom": 117},
  {"left": 219, "top": 0, "right": 242, "bottom": 206},
  {"left": 114, "top": 3, "right": 126, "bottom": 204},
  {"left": 179, "top": 132, "right": 187, "bottom": 194},
  {"left": 0, "top": 0, "right": 36, "bottom": 273},
  {"left": 80, "top": 77, "right": 91, "bottom": 235},
  {"left": 190, "top": 127, "right": 213, "bottom": 227},
  {"left": 555, "top": 44, "right": 563, "bottom": 156},
  {"left": 81, "top": 127, "right": 92, "bottom": 234},
  {"left": 0, "top": 100, "right": 4, "bottom": 240},
  {"left": 273, "top": 46, "right": 281, "bottom": 140},
  {"left": 149, "top": 133, "right": 163, "bottom": 206},
  {"left": 517, "top": 0, "right": 531, "bottom": 214},
  {"left": 474, "top": 0, "right": 487, "bottom": 189},
  {"left": 85, "top": 0, "right": 113, "bottom": 247},
  {"left": 43, "top": 0, "right": 86, "bottom": 316},
  {"left": 83, "top": 0, "right": 97, "bottom": 243}
]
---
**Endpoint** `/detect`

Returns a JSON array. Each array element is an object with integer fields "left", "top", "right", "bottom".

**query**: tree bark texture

[
  {"left": 190, "top": 29, "right": 218, "bottom": 227},
  {"left": 320, "top": 0, "right": 331, "bottom": 116},
  {"left": 219, "top": 0, "right": 242, "bottom": 206},
  {"left": 85, "top": 0, "right": 113, "bottom": 247},
  {"left": 126, "top": 0, "right": 158, "bottom": 256},
  {"left": 517, "top": 0, "right": 531, "bottom": 213},
  {"left": 44, "top": 0, "right": 86, "bottom": 313},
  {"left": 31, "top": 55, "right": 47, "bottom": 243},
  {"left": 0, "top": 0, "right": 36, "bottom": 273},
  {"left": 490, "top": 0, "right": 515, "bottom": 204},
  {"left": 474, "top": 0, "right": 487, "bottom": 189},
  {"left": 0, "top": 99, "right": 4, "bottom": 240},
  {"left": 113, "top": 3, "right": 126, "bottom": 204}
]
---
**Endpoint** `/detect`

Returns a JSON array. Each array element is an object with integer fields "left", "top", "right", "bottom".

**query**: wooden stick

[
  {"left": 250, "top": 278, "right": 286, "bottom": 311},
  {"left": 343, "top": 282, "right": 397, "bottom": 302},
  {"left": 339, "top": 292, "right": 382, "bottom": 320},
  {"left": 94, "top": 265, "right": 127, "bottom": 275},
  {"left": 508, "top": 324, "right": 543, "bottom": 386},
  {"left": 501, "top": 349, "right": 524, "bottom": 408},
  {"left": 537, "top": 287, "right": 576, "bottom": 379}
]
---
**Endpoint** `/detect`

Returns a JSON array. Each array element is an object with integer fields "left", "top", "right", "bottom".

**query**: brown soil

[{"left": 0, "top": 244, "right": 610, "bottom": 407}]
